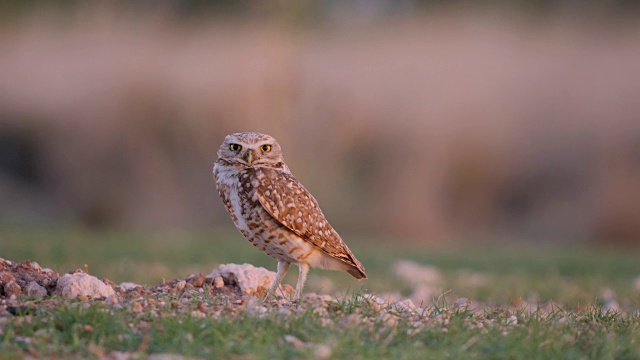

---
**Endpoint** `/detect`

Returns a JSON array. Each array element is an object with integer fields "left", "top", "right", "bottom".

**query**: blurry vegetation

[
  {"left": 0, "top": 0, "right": 639, "bottom": 245},
  {"left": 1, "top": 0, "right": 640, "bottom": 24}
]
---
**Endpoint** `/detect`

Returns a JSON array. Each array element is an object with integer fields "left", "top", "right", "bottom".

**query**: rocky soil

[
  {"left": 2, "top": 256, "right": 637, "bottom": 324},
  {"left": 3, "top": 257, "right": 640, "bottom": 359},
  {"left": 0, "top": 258, "right": 280, "bottom": 316},
  {"left": 0, "top": 257, "right": 450, "bottom": 331}
]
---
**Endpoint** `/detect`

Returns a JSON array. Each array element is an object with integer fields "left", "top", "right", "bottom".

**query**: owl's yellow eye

[
  {"left": 261, "top": 144, "right": 272, "bottom": 153},
  {"left": 229, "top": 143, "right": 242, "bottom": 152}
]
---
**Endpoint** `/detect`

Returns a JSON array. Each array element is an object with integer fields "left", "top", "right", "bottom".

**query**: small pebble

[
  {"left": 283, "top": 335, "right": 305, "bottom": 349},
  {"left": 132, "top": 302, "right": 143, "bottom": 313},
  {"left": 339, "top": 313, "right": 361, "bottom": 327},
  {"left": 314, "top": 344, "right": 332, "bottom": 359},
  {"left": 119, "top": 282, "right": 142, "bottom": 291},
  {"left": 4, "top": 281, "right": 22, "bottom": 297},
  {"left": 634, "top": 275, "right": 640, "bottom": 292},
  {"left": 25, "top": 282, "right": 47, "bottom": 299},
  {"left": 190, "top": 311, "right": 206, "bottom": 318},
  {"left": 175, "top": 280, "right": 187, "bottom": 291},
  {"left": 104, "top": 294, "right": 119, "bottom": 306}
]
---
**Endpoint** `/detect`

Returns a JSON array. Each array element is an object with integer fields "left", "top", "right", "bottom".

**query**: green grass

[
  {"left": 1, "top": 294, "right": 639, "bottom": 359},
  {"left": 1, "top": 226, "right": 640, "bottom": 358}
]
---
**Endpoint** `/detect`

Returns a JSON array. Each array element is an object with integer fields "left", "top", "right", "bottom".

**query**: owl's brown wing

[{"left": 253, "top": 168, "right": 366, "bottom": 278}]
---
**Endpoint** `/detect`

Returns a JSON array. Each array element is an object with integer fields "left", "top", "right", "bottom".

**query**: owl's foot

[
  {"left": 291, "top": 262, "right": 309, "bottom": 303},
  {"left": 262, "top": 261, "right": 290, "bottom": 304}
]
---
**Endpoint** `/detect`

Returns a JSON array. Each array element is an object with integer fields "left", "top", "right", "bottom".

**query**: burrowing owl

[{"left": 213, "top": 132, "right": 366, "bottom": 301}]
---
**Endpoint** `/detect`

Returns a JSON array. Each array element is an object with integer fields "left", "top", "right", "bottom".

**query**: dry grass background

[{"left": 0, "top": 3, "right": 639, "bottom": 244}]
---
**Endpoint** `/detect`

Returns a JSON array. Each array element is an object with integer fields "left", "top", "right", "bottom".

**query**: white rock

[
  {"left": 600, "top": 288, "right": 616, "bottom": 302},
  {"left": 283, "top": 335, "right": 305, "bottom": 349},
  {"left": 25, "top": 281, "right": 47, "bottom": 299},
  {"left": 245, "top": 297, "right": 268, "bottom": 316},
  {"left": 374, "top": 292, "right": 403, "bottom": 304},
  {"left": 175, "top": 280, "right": 187, "bottom": 291},
  {"left": 213, "top": 277, "right": 224, "bottom": 288},
  {"left": 394, "top": 260, "right": 444, "bottom": 305},
  {"left": 603, "top": 301, "right": 620, "bottom": 313},
  {"left": 394, "top": 299, "right": 417, "bottom": 312},
  {"left": 207, "top": 263, "right": 277, "bottom": 296},
  {"left": 301, "top": 292, "right": 334, "bottom": 308},
  {"left": 414, "top": 307, "right": 428, "bottom": 316},
  {"left": 56, "top": 273, "right": 115, "bottom": 299},
  {"left": 147, "top": 354, "right": 192, "bottom": 360},
  {"left": 456, "top": 270, "right": 491, "bottom": 287},
  {"left": 357, "top": 293, "right": 387, "bottom": 306},
  {"left": 314, "top": 344, "right": 332, "bottom": 359},
  {"left": 393, "top": 260, "right": 443, "bottom": 286},
  {"left": 378, "top": 313, "right": 398, "bottom": 327},
  {"left": 190, "top": 311, "right": 206, "bottom": 318},
  {"left": 119, "top": 282, "right": 142, "bottom": 291},
  {"left": 407, "top": 285, "right": 438, "bottom": 305},
  {"left": 453, "top": 297, "right": 470, "bottom": 310}
]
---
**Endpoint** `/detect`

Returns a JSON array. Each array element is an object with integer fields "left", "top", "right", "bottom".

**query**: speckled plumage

[{"left": 213, "top": 132, "right": 366, "bottom": 301}]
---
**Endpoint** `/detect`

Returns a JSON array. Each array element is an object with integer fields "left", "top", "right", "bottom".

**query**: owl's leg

[
  {"left": 292, "top": 262, "right": 310, "bottom": 302},
  {"left": 265, "top": 261, "right": 290, "bottom": 301}
]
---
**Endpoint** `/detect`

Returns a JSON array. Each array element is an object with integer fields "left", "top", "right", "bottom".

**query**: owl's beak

[{"left": 244, "top": 151, "right": 254, "bottom": 166}]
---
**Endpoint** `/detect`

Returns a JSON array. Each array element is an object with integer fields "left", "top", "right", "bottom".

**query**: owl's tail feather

[{"left": 347, "top": 266, "right": 367, "bottom": 280}]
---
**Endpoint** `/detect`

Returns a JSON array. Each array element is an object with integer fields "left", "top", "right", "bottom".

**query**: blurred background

[{"left": 1, "top": 0, "right": 639, "bottom": 249}]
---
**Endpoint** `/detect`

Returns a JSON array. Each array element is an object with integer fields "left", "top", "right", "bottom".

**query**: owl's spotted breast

[{"left": 215, "top": 166, "right": 317, "bottom": 264}]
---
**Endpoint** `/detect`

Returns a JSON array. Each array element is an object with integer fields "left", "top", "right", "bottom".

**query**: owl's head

[{"left": 217, "top": 132, "right": 285, "bottom": 168}]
